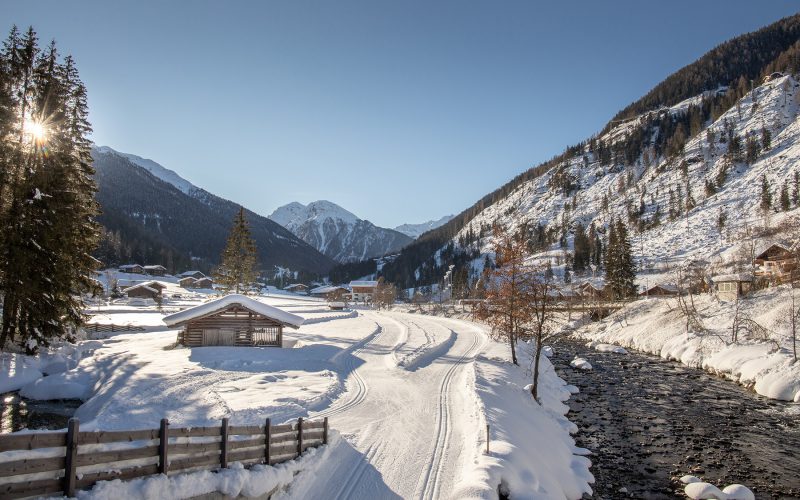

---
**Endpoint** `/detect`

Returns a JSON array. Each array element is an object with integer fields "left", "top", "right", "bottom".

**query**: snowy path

[{"left": 282, "top": 311, "right": 487, "bottom": 500}]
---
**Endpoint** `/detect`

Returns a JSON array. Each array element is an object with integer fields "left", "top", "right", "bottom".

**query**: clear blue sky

[{"left": 4, "top": 1, "right": 799, "bottom": 227}]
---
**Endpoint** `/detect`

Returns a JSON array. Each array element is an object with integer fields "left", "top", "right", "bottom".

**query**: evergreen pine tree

[
  {"left": 603, "top": 219, "right": 637, "bottom": 299},
  {"left": 793, "top": 171, "right": 800, "bottom": 207},
  {"left": 0, "top": 27, "right": 100, "bottom": 353},
  {"left": 760, "top": 175, "right": 772, "bottom": 213},
  {"left": 572, "top": 222, "right": 590, "bottom": 273},
  {"left": 780, "top": 182, "right": 791, "bottom": 211},
  {"left": 214, "top": 207, "right": 259, "bottom": 294}
]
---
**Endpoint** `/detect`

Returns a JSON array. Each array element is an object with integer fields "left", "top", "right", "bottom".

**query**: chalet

[
  {"left": 179, "top": 277, "right": 197, "bottom": 288},
  {"left": 193, "top": 277, "right": 214, "bottom": 289},
  {"left": 754, "top": 242, "right": 796, "bottom": 283},
  {"left": 179, "top": 270, "right": 206, "bottom": 280},
  {"left": 125, "top": 283, "right": 162, "bottom": 299},
  {"left": 712, "top": 273, "right": 752, "bottom": 301},
  {"left": 143, "top": 265, "right": 168, "bottom": 276},
  {"left": 284, "top": 284, "right": 309, "bottom": 294},
  {"left": 119, "top": 264, "right": 144, "bottom": 274},
  {"left": 163, "top": 294, "right": 304, "bottom": 347},
  {"left": 577, "top": 280, "right": 606, "bottom": 299},
  {"left": 640, "top": 283, "right": 680, "bottom": 297},
  {"left": 350, "top": 280, "right": 378, "bottom": 302},
  {"left": 309, "top": 285, "right": 350, "bottom": 299}
]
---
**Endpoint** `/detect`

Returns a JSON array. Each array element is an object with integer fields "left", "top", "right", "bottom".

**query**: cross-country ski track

[{"left": 280, "top": 311, "right": 488, "bottom": 500}]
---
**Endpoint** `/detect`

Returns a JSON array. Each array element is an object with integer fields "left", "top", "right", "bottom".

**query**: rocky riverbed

[
  {"left": 0, "top": 391, "right": 81, "bottom": 433},
  {"left": 552, "top": 339, "right": 800, "bottom": 500}
]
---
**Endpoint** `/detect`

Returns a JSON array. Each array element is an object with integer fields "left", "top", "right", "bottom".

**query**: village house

[
  {"left": 753, "top": 242, "right": 796, "bottom": 283},
  {"left": 193, "top": 277, "right": 214, "bottom": 289},
  {"left": 164, "top": 294, "right": 304, "bottom": 347},
  {"left": 577, "top": 280, "right": 606, "bottom": 300},
  {"left": 118, "top": 264, "right": 144, "bottom": 274},
  {"left": 143, "top": 265, "right": 168, "bottom": 276},
  {"left": 179, "top": 276, "right": 197, "bottom": 288},
  {"left": 309, "top": 285, "right": 350, "bottom": 299},
  {"left": 179, "top": 270, "right": 206, "bottom": 280},
  {"left": 712, "top": 273, "right": 752, "bottom": 301},
  {"left": 284, "top": 283, "right": 309, "bottom": 294},
  {"left": 350, "top": 280, "right": 378, "bottom": 302},
  {"left": 640, "top": 283, "right": 680, "bottom": 297},
  {"left": 125, "top": 281, "right": 166, "bottom": 300}
]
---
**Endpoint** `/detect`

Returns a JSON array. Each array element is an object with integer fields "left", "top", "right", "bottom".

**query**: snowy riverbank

[{"left": 576, "top": 286, "right": 800, "bottom": 402}]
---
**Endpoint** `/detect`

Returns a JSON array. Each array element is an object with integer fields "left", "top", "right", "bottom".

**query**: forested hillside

[
  {"left": 381, "top": 12, "right": 800, "bottom": 289},
  {"left": 92, "top": 149, "right": 335, "bottom": 276}
]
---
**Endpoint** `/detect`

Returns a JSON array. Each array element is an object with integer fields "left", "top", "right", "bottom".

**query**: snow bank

[
  {"left": 451, "top": 340, "right": 593, "bottom": 499},
  {"left": 1, "top": 342, "right": 98, "bottom": 394},
  {"left": 578, "top": 288, "right": 800, "bottom": 402},
  {"left": 590, "top": 342, "right": 628, "bottom": 354},
  {"left": 69, "top": 432, "right": 337, "bottom": 500}
]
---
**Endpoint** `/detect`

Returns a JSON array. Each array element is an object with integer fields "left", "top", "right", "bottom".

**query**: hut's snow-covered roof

[
  {"left": 350, "top": 280, "right": 378, "bottom": 288},
  {"left": 163, "top": 294, "right": 304, "bottom": 328}
]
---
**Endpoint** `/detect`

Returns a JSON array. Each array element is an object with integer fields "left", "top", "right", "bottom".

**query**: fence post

[
  {"left": 323, "top": 417, "right": 328, "bottom": 445},
  {"left": 64, "top": 418, "right": 79, "bottom": 496},
  {"left": 221, "top": 417, "right": 229, "bottom": 469},
  {"left": 265, "top": 418, "right": 271, "bottom": 465},
  {"left": 297, "top": 417, "right": 303, "bottom": 456},
  {"left": 158, "top": 418, "right": 169, "bottom": 475}
]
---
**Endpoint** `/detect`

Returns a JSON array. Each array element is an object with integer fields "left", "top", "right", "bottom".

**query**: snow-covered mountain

[
  {"left": 269, "top": 200, "right": 413, "bottom": 263},
  {"left": 91, "top": 147, "right": 335, "bottom": 275},
  {"left": 394, "top": 215, "right": 454, "bottom": 239}
]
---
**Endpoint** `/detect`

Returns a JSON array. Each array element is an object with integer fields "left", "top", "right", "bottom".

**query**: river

[{"left": 552, "top": 339, "right": 800, "bottom": 500}]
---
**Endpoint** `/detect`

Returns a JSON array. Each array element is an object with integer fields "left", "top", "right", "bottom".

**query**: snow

[
  {"left": 163, "top": 294, "right": 304, "bottom": 328},
  {"left": 394, "top": 214, "right": 454, "bottom": 239},
  {"left": 4, "top": 296, "right": 594, "bottom": 499},
  {"left": 590, "top": 343, "right": 628, "bottom": 354},
  {"left": 570, "top": 357, "right": 593, "bottom": 371},
  {"left": 95, "top": 146, "right": 196, "bottom": 195},
  {"left": 70, "top": 434, "right": 336, "bottom": 500},
  {"left": 577, "top": 286, "right": 800, "bottom": 401},
  {"left": 683, "top": 481, "right": 755, "bottom": 500}
]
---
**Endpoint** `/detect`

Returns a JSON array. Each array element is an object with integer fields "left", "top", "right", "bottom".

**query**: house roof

[
  {"left": 310, "top": 285, "right": 349, "bottom": 294},
  {"left": 179, "top": 270, "right": 205, "bottom": 277},
  {"left": 350, "top": 280, "right": 378, "bottom": 287},
  {"left": 126, "top": 283, "right": 159, "bottom": 294},
  {"left": 144, "top": 265, "right": 167, "bottom": 270},
  {"left": 163, "top": 294, "right": 304, "bottom": 328},
  {"left": 712, "top": 273, "right": 753, "bottom": 283},
  {"left": 119, "top": 264, "right": 142, "bottom": 269},
  {"left": 644, "top": 283, "right": 679, "bottom": 293},
  {"left": 284, "top": 283, "right": 308, "bottom": 289},
  {"left": 754, "top": 241, "right": 793, "bottom": 260}
]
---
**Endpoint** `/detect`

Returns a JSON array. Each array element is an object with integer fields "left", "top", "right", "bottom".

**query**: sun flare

[{"left": 23, "top": 118, "right": 47, "bottom": 142}]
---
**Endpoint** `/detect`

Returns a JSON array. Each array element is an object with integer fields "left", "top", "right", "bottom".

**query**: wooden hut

[
  {"left": 640, "top": 283, "right": 679, "bottom": 297},
  {"left": 179, "top": 276, "right": 197, "bottom": 288},
  {"left": 193, "top": 277, "right": 213, "bottom": 289},
  {"left": 164, "top": 294, "right": 304, "bottom": 347},
  {"left": 179, "top": 270, "right": 206, "bottom": 280},
  {"left": 126, "top": 283, "right": 162, "bottom": 299},
  {"left": 144, "top": 265, "right": 168, "bottom": 276},
  {"left": 119, "top": 264, "right": 144, "bottom": 274},
  {"left": 712, "top": 273, "right": 752, "bottom": 301},
  {"left": 349, "top": 280, "right": 378, "bottom": 302},
  {"left": 284, "top": 283, "right": 309, "bottom": 294}
]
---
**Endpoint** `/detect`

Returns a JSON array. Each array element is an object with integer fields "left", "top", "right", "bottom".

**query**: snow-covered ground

[
  {"left": 2, "top": 296, "right": 593, "bottom": 499},
  {"left": 575, "top": 286, "right": 800, "bottom": 402}
]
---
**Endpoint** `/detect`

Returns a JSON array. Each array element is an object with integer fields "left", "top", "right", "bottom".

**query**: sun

[{"left": 23, "top": 118, "right": 47, "bottom": 142}]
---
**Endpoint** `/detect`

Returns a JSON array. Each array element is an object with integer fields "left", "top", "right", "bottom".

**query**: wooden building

[
  {"left": 144, "top": 265, "right": 168, "bottom": 276},
  {"left": 193, "top": 277, "right": 213, "bottom": 289},
  {"left": 349, "top": 280, "right": 378, "bottom": 302},
  {"left": 309, "top": 285, "right": 350, "bottom": 299},
  {"left": 164, "top": 294, "right": 304, "bottom": 347},
  {"left": 284, "top": 284, "right": 309, "bottom": 294},
  {"left": 179, "top": 270, "right": 206, "bottom": 280},
  {"left": 640, "top": 283, "right": 680, "bottom": 297},
  {"left": 754, "top": 243, "right": 796, "bottom": 283},
  {"left": 712, "top": 274, "right": 752, "bottom": 301},
  {"left": 119, "top": 264, "right": 144, "bottom": 274},
  {"left": 577, "top": 280, "right": 606, "bottom": 299},
  {"left": 125, "top": 283, "right": 162, "bottom": 299},
  {"left": 179, "top": 277, "right": 197, "bottom": 288}
]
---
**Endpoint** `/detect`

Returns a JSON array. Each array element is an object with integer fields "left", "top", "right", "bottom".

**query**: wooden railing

[
  {"left": 86, "top": 323, "right": 146, "bottom": 333},
  {"left": 0, "top": 416, "right": 328, "bottom": 499}
]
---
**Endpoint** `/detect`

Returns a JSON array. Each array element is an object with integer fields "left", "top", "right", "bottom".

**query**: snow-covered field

[
  {"left": 576, "top": 286, "right": 800, "bottom": 402},
  {"left": 1, "top": 291, "right": 593, "bottom": 499}
]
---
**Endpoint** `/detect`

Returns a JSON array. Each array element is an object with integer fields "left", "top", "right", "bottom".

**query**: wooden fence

[
  {"left": 86, "top": 323, "right": 146, "bottom": 333},
  {"left": 0, "top": 416, "right": 328, "bottom": 499}
]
